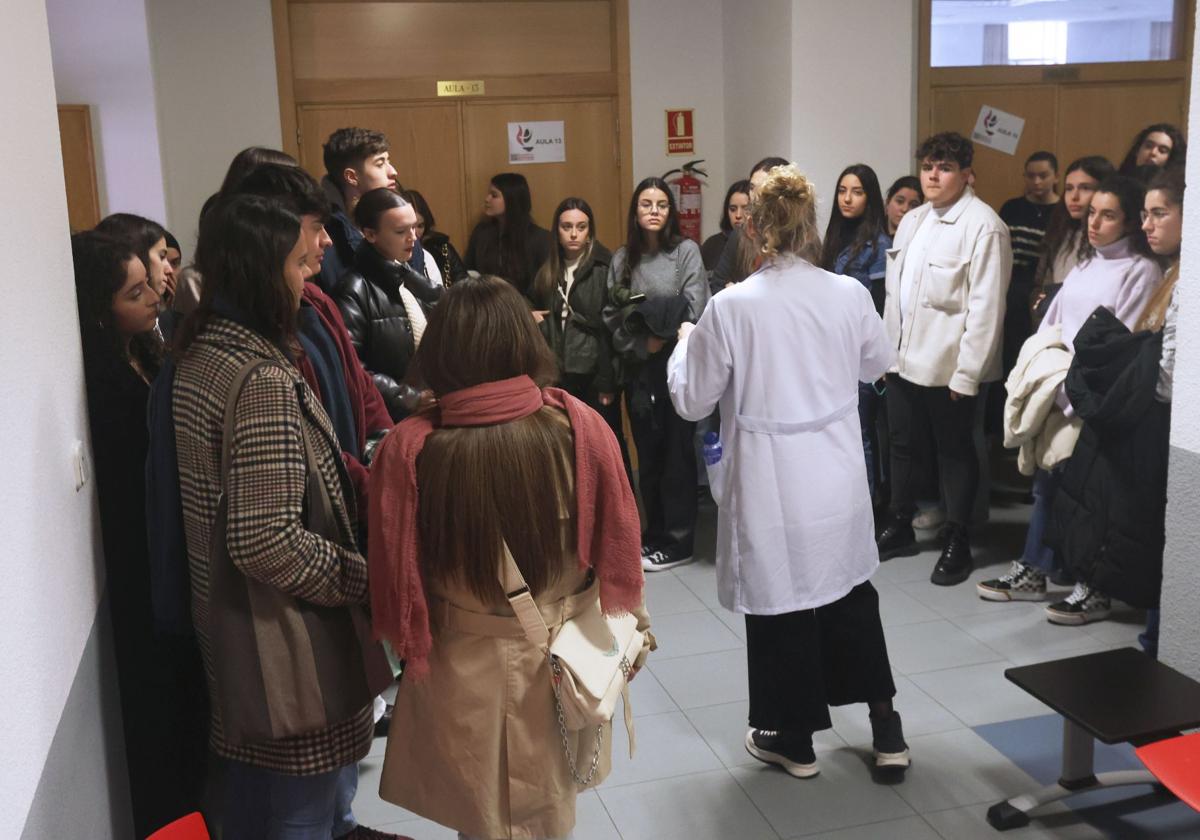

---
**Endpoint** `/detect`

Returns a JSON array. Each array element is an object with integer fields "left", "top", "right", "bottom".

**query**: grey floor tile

[
  {"left": 829, "top": 676, "right": 963, "bottom": 747},
  {"left": 573, "top": 789, "right": 623, "bottom": 840},
  {"left": 1002, "top": 636, "right": 1115, "bottom": 667},
  {"left": 898, "top": 567, "right": 1040, "bottom": 620},
  {"left": 873, "top": 551, "right": 941, "bottom": 585},
  {"left": 673, "top": 565, "right": 725, "bottom": 609},
  {"left": 605, "top": 709, "right": 724, "bottom": 787},
  {"left": 598, "top": 768, "right": 780, "bottom": 840},
  {"left": 922, "top": 802, "right": 1106, "bottom": 839},
  {"left": 643, "top": 572, "right": 708, "bottom": 616},
  {"left": 647, "top": 647, "right": 749, "bottom": 709},
  {"left": 878, "top": 584, "right": 942, "bottom": 627},
  {"left": 685, "top": 699, "right": 845, "bottom": 768},
  {"left": 375, "top": 814, "right": 459, "bottom": 838},
  {"left": 647, "top": 609, "right": 744, "bottom": 660},
  {"left": 884, "top": 619, "right": 1006, "bottom": 676},
  {"left": 1081, "top": 611, "right": 1147, "bottom": 645},
  {"left": 353, "top": 753, "right": 415, "bottom": 828},
  {"left": 889, "top": 728, "right": 1042, "bottom": 814},
  {"left": 730, "top": 750, "right": 915, "bottom": 837},
  {"left": 627, "top": 665, "right": 680, "bottom": 717},
  {"left": 713, "top": 605, "right": 748, "bottom": 639},
  {"left": 369, "top": 732, "right": 387, "bottom": 758},
  {"left": 908, "top": 663, "right": 1051, "bottom": 728},
  {"left": 949, "top": 605, "right": 1105, "bottom": 667},
  {"left": 789, "top": 814, "right": 943, "bottom": 840}
]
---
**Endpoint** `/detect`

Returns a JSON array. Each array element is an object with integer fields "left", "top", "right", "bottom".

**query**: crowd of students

[{"left": 71, "top": 119, "right": 1184, "bottom": 839}]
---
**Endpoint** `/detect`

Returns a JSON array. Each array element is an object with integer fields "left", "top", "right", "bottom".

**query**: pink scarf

[{"left": 367, "top": 375, "right": 644, "bottom": 678}]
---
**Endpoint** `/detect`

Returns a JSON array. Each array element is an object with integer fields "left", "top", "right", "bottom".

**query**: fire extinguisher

[{"left": 663, "top": 159, "right": 707, "bottom": 244}]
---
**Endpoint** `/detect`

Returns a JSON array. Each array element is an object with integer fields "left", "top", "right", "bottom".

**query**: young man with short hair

[
  {"left": 998, "top": 150, "right": 1060, "bottom": 388},
  {"left": 878, "top": 132, "right": 1012, "bottom": 585},
  {"left": 319, "top": 126, "right": 425, "bottom": 292}
]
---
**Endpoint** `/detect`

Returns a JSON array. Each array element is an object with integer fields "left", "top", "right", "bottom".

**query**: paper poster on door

[
  {"left": 508, "top": 121, "right": 566, "bottom": 164},
  {"left": 971, "top": 106, "right": 1025, "bottom": 156}
]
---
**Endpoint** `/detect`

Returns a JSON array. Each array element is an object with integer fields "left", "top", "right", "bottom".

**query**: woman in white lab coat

[{"left": 667, "top": 164, "right": 909, "bottom": 780}]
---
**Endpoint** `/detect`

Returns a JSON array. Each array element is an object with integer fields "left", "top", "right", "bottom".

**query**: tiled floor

[{"left": 355, "top": 492, "right": 1154, "bottom": 839}]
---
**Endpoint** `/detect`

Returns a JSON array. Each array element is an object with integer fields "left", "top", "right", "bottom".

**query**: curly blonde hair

[{"left": 749, "top": 163, "right": 823, "bottom": 263}]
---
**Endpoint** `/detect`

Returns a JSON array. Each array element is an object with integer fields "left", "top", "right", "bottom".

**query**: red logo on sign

[{"left": 666, "top": 109, "right": 695, "bottom": 155}]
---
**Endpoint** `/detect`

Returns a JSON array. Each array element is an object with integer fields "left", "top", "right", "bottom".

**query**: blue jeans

[
  {"left": 333, "top": 764, "right": 359, "bottom": 837},
  {"left": 1022, "top": 467, "right": 1063, "bottom": 574},
  {"left": 858, "top": 381, "right": 882, "bottom": 499},
  {"left": 219, "top": 760, "right": 343, "bottom": 840}
]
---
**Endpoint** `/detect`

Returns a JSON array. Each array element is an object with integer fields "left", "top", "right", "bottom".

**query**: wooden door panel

[
  {"left": 462, "top": 98, "right": 622, "bottom": 251},
  {"left": 297, "top": 103, "right": 469, "bottom": 246},
  {"left": 58, "top": 105, "right": 101, "bottom": 233},
  {"left": 931, "top": 86, "right": 1058, "bottom": 211},
  {"left": 1057, "top": 82, "right": 1187, "bottom": 173}
]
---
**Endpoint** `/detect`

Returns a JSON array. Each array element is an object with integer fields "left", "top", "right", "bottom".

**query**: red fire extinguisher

[{"left": 663, "top": 159, "right": 707, "bottom": 244}]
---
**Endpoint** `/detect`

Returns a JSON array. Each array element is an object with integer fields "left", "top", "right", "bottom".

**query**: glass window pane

[{"left": 931, "top": 0, "right": 1179, "bottom": 67}]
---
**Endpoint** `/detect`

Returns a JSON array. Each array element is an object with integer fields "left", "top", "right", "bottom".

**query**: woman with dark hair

[
  {"left": 218, "top": 146, "right": 299, "bottom": 195},
  {"left": 73, "top": 231, "right": 209, "bottom": 836},
  {"left": 464, "top": 172, "right": 552, "bottom": 298},
  {"left": 701, "top": 179, "right": 751, "bottom": 270},
  {"left": 1031, "top": 156, "right": 1116, "bottom": 326},
  {"left": 884, "top": 176, "right": 923, "bottom": 238},
  {"left": 980, "top": 175, "right": 1163, "bottom": 623},
  {"left": 822, "top": 164, "right": 891, "bottom": 502},
  {"left": 1119, "top": 123, "right": 1187, "bottom": 176},
  {"left": 606, "top": 177, "right": 708, "bottom": 571},
  {"left": 667, "top": 164, "right": 907, "bottom": 781},
  {"left": 368, "top": 275, "right": 650, "bottom": 840},
  {"left": 95, "top": 212, "right": 178, "bottom": 309},
  {"left": 402, "top": 188, "right": 468, "bottom": 286},
  {"left": 334, "top": 187, "right": 438, "bottom": 421},
  {"left": 711, "top": 156, "right": 791, "bottom": 288},
  {"left": 173, "top": 196, "right": 388, "bottom": 838}
]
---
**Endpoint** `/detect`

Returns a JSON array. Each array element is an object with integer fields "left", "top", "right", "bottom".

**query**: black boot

[
  {"left": 930, "top": 524, "right": 973, "bottom": 586},
  {"left": 876, "top": 513, "right": 918, "bottom": 561}
]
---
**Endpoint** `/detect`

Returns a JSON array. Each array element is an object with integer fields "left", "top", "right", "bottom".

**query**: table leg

[{"left": 1059, "top": 718, "right": 1097, "bottom": 789}]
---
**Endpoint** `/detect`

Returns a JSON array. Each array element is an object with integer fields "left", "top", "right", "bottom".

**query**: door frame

[
  {"left": 269, "top": 0, "right": 635, "bottom": 214},
  {"left": 916, "top": 0, "right": 1195, "bottom": 142}
]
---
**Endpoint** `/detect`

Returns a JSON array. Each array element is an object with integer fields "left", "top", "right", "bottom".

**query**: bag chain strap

[{"left": 550, "top": 653, "right": 633, "bottom": 786}]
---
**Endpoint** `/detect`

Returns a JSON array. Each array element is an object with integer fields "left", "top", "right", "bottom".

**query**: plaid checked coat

[{"left": 174, "top": 317, "right": 374, "bottom": 774}]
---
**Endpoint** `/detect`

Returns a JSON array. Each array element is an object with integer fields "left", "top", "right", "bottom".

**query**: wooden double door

[
  {"left": 274, "top": 0, "right": 633, "bottom": 254},
  {"left": 296, "top": 97, "right": 622, "bottom": 252}
]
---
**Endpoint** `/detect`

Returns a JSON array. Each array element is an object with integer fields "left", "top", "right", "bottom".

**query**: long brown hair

[
  {"left": 413, "top": 276, "right": 572, "bottom": 603},
  {"left": 532, "top": 196, "right": 595, "bottom": 308}
]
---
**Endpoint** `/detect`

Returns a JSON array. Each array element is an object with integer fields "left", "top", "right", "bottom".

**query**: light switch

[{"left": 72, "top": 440, "right": 89, "bottom": 492}]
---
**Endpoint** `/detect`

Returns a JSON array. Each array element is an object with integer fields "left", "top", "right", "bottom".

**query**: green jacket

[{"left": 540, "top": 243, "right": 617, "bottom": 392}]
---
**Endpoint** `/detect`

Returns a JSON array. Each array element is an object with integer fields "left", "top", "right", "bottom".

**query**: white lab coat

[{"left": 667, "top": 255, "right": 895, "bottom": 614}]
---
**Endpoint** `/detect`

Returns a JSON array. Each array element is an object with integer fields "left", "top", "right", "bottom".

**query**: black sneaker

[
  {"left": 930, "top": 525, "right": 972, "bottom": 586},
  {"left": 870, "top": 711, "right": 910, "bottom": 770},
  {"left": 744, "top": 729, "right": 819, "bottom": 778},
  {"left": 641, "top": 548, "right": 694, "bottom": 573},
  {"left": 1045, "top": 583, "right": 1111, "bottom": 625},
  {"left": 877, "top": 515, "right": 919, "bottom": 561},
  {"left": 977, "top": 561, "right": 1047, "bottom": 602}
]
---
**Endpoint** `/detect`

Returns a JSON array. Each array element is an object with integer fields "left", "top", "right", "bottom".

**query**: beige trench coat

[{"left": 380, "top": 565, "right": 651, "bottom": 839}]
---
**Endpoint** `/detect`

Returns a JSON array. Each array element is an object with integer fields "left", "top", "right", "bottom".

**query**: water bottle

[{"left": 702, "top": 431, "right": 723, "bottom": 466}]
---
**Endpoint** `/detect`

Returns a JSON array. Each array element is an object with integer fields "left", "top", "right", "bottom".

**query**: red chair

[
  {"left": 1136, "top": 732, "right": 1200, "bottom": 812},
  {"left": 145, "top": 812, "right": 209, "bottom": 840}
]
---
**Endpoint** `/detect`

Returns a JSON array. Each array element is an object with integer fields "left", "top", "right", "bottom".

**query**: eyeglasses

[{"left": 1140, "top": 208, "right": 1174, "bottom": 224}]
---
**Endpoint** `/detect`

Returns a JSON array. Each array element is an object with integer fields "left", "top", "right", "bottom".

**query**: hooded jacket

[{"left": 1046, "top": 307, "right": 1169, "bottom": 607}]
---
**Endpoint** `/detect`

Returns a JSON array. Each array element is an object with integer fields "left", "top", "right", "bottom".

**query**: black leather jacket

[{"left": 333, "top": 242, "right": 441, "bottom": 421}]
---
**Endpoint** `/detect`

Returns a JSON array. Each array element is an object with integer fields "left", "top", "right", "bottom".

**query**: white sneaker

[{"left": 912, "top": 507, "right": 946, "bottom": 530}]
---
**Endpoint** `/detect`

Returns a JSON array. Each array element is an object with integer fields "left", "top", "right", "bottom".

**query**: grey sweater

[{"left": 606, "top": 239, "right": 709, "bottom": 358}]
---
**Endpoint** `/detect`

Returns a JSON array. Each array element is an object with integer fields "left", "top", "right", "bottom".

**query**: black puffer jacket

[
  {"left": 538, "top": 243, "right": 616, "bottom": 393},
  {"left": 334, "top": 242, "right": 441, "bottom": 421},
  {"left": 1046, "top": 307, "right": 1169, "bottom": 607}
]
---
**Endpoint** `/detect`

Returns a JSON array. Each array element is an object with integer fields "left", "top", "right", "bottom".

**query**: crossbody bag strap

[{"left": 500, "top": 541, "right": 552, "bottom": 648}]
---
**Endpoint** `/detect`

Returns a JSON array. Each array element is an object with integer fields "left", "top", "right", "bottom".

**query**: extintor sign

[{"left": 666, "top": 109, "right": 695, "bottom": 155}]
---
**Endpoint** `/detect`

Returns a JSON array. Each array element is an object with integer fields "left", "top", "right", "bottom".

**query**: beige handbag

[{"left": 500, "top": 544, "right": 642, "bottom": 785}]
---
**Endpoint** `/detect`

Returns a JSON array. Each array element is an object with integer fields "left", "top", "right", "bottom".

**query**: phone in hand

[{"left": 627, "top": 293, "right": 647, "bottom": 304}]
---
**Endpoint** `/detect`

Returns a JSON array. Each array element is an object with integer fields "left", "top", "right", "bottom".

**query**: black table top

[{"left": 1005, "top": 647, "right": 1200, "bottom": 744}]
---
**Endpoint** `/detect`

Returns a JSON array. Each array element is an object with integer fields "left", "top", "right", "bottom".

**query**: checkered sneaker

[{"left": 977, "top": 561, "right": 1047, "bottom": 602}]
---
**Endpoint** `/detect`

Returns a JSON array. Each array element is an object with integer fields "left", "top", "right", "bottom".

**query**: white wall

[
  {"left": 2, "top": 1, "right": 112, "bottom": 835},
  {"left": 145, "top": 0, "right": 284, "bottom": 258},
  {"left": 629, "top": 0, "right": 727, "bottom": 240},
  {"left": 1159, "top": 0, "right": 1200, "bottom": 680},
  {"left": 722, "top": 0, "right": 792, "bottom": 185},
  {"left": 45, "top": 0, "right": 168, "bottom": 223},
  {"left": 789, "top": 0, "right": 917, "bottom": 227}
]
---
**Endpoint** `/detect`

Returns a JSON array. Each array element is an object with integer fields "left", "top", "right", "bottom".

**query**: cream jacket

[
  {"left": 1003, "top": 325, "right": 1082, "bottom": 476},
  {"left": 883, "top": 187, "right": 1012, "bottom": 395}
]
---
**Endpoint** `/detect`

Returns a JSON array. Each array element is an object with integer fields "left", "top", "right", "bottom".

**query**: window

[{"left": 931, "top": 0, "right": 1180, "bottom": 68}]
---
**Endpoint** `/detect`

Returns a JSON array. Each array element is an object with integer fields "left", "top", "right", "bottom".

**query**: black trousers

[
  {"left": 745, "top": 582, "right": 896, "bottom": 735},
  {"left": 887, "top": 374, "right": 979, "bottom": 529},
  {"left": 560, "top": 372, "right": 634, "bottom": 489},
  {"left": 627, "top": 356, "right": 697, "bottom": 556}
]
